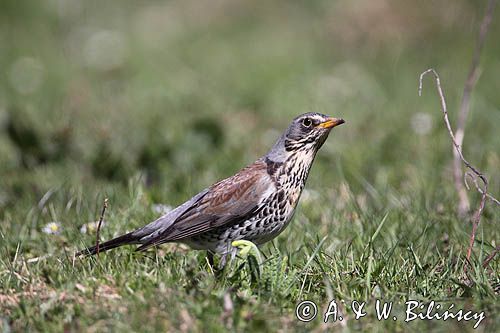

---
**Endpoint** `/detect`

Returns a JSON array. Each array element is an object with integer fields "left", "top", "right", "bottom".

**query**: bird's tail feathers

[{"left": 76, "top": 232, "right": 140, "bottom": 256}]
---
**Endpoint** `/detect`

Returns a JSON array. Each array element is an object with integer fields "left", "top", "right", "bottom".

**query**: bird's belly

[
  {"left": 183, "top": 209, "right": 296, "bottom": 254},
  {"left": 252, "top": 209, "right": 296, "bottom": 244},
  {"left": 181, "top": 235, "right": 221, "bottom": 252}
]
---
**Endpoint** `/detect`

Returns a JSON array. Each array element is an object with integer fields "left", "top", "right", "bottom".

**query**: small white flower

[
  {"left": 80, "top": 221, "right": 105, "bottom": 234},
  {"left": 42, "top": 222, "right": 61, "bottom": 235},
  {"left": 152, "top": 204, "right": 173, "bottom": 215}
]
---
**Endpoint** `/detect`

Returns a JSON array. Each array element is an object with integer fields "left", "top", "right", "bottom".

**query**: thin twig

[
  {"left": 418, "top": 69, "right": 493, "bottom": 265},
  {"left": 453, "top": 0, "right": 497, "bottom": 216},
  {"left": 482, "top": 245, "right": 500, "bottom": 268},
  {"left": 464, "top": 171, "right": 500, "bottom": 205},
  {"left": 95, "top": 198, "right": 109, "bottom": 256},
  {"left": 418, "top": 70, "right": 489, "bottom": 188}
]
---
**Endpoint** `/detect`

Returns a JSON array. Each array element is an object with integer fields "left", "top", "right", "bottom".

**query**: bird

[{"left": 77, "top": 112, "right": 345, "bottom": 265}]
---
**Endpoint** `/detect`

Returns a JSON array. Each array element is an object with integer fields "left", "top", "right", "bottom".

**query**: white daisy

[{"left": 42, "top": 222, "right": 61, "bottom": 235}]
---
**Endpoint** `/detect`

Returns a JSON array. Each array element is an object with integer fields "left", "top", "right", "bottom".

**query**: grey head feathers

[{"left": 265, "top": 112, "right": 338, "bottom": 163}]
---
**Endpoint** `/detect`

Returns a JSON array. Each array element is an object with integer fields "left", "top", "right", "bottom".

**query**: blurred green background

[
  {"left": 0, "top": 0, "right": 499, "bottom": 203},
  {"left": 0, "top": 0, "right": 499, "bottom": 331}
]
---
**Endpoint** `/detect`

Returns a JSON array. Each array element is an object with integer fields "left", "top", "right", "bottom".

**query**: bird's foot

[
  {"left": 205, "top": 250, "right": 232, "bottom": 273},
  {"left": 207, "top": 241, "right": 263, "bottom": 273}
]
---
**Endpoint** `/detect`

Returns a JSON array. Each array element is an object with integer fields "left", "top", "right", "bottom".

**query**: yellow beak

[{"left": 316, "top": 117, "right": 345, "bottom": 129}]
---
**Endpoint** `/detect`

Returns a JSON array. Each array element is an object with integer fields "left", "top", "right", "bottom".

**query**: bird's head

[{"left": 266, "top": 112, "right": 345, "bottom": 163}]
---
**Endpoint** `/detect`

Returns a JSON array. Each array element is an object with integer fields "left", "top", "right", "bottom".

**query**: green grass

[{"left": 1, "top": 0, "right": 499, "bottom": 332}]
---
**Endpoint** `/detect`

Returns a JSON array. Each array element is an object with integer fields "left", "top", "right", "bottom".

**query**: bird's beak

[{"left": 316, "top": 117, "right": 345, "bottom": 129}]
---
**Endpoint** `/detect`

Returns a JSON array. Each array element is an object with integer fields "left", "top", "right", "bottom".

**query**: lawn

[{"left": 1, "top": 1, "right": 499, "bottom": 332}]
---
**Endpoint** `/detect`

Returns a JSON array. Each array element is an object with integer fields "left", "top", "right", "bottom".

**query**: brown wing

[{"left": 137, "top": 159, "right": 273, "bottom": 250}]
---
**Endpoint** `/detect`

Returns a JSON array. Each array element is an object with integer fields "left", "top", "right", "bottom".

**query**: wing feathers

[
  {"left": 137, "top": 159, "right": 273, "bottom": 249},
  {"left": 78, "top": 159, "right": 274, "bottom": 254}
]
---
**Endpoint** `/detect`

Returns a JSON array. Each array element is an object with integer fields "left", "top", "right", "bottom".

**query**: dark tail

[{"left": 76, "top": 232, "right": 140, "bottom": 256}]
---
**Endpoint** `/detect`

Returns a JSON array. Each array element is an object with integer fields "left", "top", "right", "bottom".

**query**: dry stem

[
  {"left": 453, "top": 0, "right": 497, "bottom": 216},
  {"left": 95, "top": 198, "right": 109, "bottom": 256},
  {"left": 482, "top": 245, "right": 500, "bottom": 268},
  {"left": 418, "top": 69, "right": 497, "bottom": 266}
]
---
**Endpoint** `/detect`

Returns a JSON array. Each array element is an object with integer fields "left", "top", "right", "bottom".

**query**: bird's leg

[
  {"left": 218, "top": 254, "right": 227, "bottom": 270},
  {"left": 207, "top": 250, "right": 226, "bottom": 277},
  {"left": 206, "top": 250, "right": 215, "bottom": 268},
  {"left": 230, "top": 246, "right": 238, "bottom": 262},
  {"left": 217, "top": 244, "right": 239, "bottom": 270}
]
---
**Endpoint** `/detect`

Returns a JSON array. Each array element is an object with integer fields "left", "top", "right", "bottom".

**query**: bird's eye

[{"left": 302, "top": 118, "right": 312, "bottom": 128}]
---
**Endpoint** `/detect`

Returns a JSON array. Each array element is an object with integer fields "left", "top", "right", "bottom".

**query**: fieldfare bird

[{"left": 77, "top": 113, "right": 344, "bottom": 264}]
